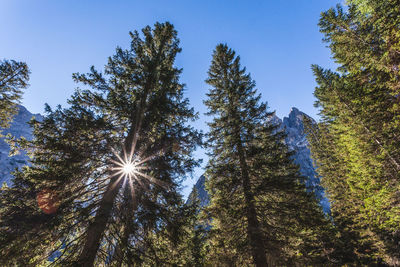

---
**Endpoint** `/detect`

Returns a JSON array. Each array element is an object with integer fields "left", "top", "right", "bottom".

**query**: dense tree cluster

[
  {"left": 306, "top": 0, "right": 400, "bottom": 265},
  {"left": 0, "top": 0, "right": 398, "bottom": 265}
]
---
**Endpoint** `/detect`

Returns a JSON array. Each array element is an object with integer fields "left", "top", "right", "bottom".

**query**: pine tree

[
  {"left": 0, "top": 22, "right": 201, "bottom": 266},
  {"left": 204, "top": 44, "right": 336, "bottom": 266},
  {"left": 0, "top": 59, "right": 30, "bottom": 130},
  {"left": 308, "top": 1, "right": 400, "bottom": 264}
]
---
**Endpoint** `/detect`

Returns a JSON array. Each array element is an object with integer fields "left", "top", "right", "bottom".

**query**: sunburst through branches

[{"left": 110, "top": 146, "right": 168, "bottom": 199}]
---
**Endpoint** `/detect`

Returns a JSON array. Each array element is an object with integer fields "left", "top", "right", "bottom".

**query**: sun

[
  {"left": 112, "top": 154, "right": 140, "bottom": 179},
  {"left": 122, "top": 162, "right": 136, "bottom": 175},
  {"left": 110, "top": 145, "right": 169, "bottom": 199}
]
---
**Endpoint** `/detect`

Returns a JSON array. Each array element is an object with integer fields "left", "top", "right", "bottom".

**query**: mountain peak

[
  {"left": 290, "top": 107, "right": 300, "bottom": 114},
  {"left": 284, "top": 107, "right": 304, "bottom": 128}
]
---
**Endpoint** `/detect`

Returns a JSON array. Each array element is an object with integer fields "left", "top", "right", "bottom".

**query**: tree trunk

[
  {"left": 235, "top": 134, "right": 268, "bottom": 267},
  {"left": 224, "top": 60, "right": 268, "bottom": 266},
  {"left": 76, "top": 175, "right": 123, "bottom": 265}
]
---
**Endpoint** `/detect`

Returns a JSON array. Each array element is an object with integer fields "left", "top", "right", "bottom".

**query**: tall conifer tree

[
  {"left": 0, "top": 22, "right": 201, "bottom": 266},
  {"left": 204, "top": 44, "right": 336, "bottom": 266},
  {"left": 308, "top": 0, "right": 400, "bottom": 264}
]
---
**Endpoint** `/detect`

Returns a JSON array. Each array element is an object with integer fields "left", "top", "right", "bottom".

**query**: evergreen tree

[
  {"left": 204, "top": 44, "right": 336, "bottom": 266},
  {"left": 308, "top": 1, "right": 400, "bottom": 264},
  {"left": 0, "top": 59, "right": 30, "bottom": 130},
  {"left": 0, "top": 22, "right": 201, "bottom": 266},
  {"left": 305, "top": 119, "right": 377, "bottom": 265}
]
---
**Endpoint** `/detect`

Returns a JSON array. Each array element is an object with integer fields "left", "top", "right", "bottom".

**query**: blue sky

[{"left": 1, "top": 0, "right": 339, "bottom": 196}]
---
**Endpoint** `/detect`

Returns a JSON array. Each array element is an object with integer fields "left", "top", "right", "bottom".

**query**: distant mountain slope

[
  {"left": 0, "top": 105, "right": 42, "bottom": 185},
  {"left": 188, "top": 175, "right": 209, "bottom": 206},
  {"left": 189, "top": 108, "right": 330, "bottom": 213}
]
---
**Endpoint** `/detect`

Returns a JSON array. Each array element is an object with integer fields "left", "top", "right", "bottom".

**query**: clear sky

[{"left": 1, "top": 0, "right": 339, "bottom": 197}]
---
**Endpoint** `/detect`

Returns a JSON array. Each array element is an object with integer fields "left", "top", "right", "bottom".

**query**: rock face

[
  {"left": 189, "top": 108, "right": 330, "bottom": 213},
  {"left": 188, "top": 175, "right": 210, "bottom": 207},
  {"left": 282, "top": 108, "right": 330, "bottom": 212},
  {"left": 0, "top": 105, "right": 42, "bottom": 185}
]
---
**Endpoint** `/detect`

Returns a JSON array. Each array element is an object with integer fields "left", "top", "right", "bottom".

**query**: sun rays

[{"left": 109, "top": 144, "right": 169, "bottom": 200}]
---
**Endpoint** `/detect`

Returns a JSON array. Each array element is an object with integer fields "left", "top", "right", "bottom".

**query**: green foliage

[
  {"left": 346, "top": 0, "right": 373, "bottom": 14},
  {"left": 203, "top": 44, "right": 337, "bottom": 266},
  {"left": 0, "top": 22, "right": 202, "bottom": 266},
  {"left": 140, "top": 189, "right": 207, "bottom": 266},
  {"left": 308, "top": 0, "right": 400, "bottom": 265},
  {"left": 0, "top": 59, "right": 30, "bottom": 130}
]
